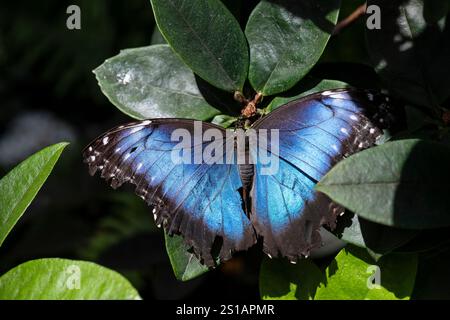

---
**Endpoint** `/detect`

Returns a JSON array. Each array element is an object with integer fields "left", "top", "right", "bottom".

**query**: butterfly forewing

[{"left": 83, "top": 119, "right": 256, "bottom": 266}]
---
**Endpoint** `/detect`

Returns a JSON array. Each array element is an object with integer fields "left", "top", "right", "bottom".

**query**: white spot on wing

[
  {"left": 330, "top": 92, "right": 348, "bottom": 99},
  {"left": 102, "top": 136, "right": 109, "bottom": 145},
  {"left": 350, "top": 115, "right": 358, "bottom": 121},
  {"left": 340, "top": 128, "right": 349, "bottom": 135},
  {"left": 129, "top": 126, "right": 143, "bottom": 134}
]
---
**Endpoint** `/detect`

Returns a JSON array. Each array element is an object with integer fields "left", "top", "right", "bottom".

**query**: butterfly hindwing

[
  {"left": 250, "top": 89, "right": 388, "bottom": 260},
  {"left": 84, "top": 119, "right": 256, "bottom": 266}
]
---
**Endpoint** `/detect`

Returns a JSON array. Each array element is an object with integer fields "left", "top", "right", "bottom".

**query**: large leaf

[
  {"left": 266, "top": 79, "right": 349, "bottom": 111},
  {"left": 165, "top": 233, "right": 209, "bottom": 282},
  {"left": 316, "top": 139, "right": 450, "bottom": 229},
  {"left": 0, "top": 142, "right": 68, "bottom": 247},
  {"left": 0, "top": 258, "right": 140, "bottom": 300},
  {"left": 259, "top": 257, "right": 323, "bottom": 300},
  {"left": 336, "top": 213, "right": 418, "bottom": 256},
  {"left": 366, "top": 0, "right": 450, "bottom": 107},
  {"left": 94, "top": 45, "right": 219, "bottom": 120},
  {"left": 150, "top": 0, "right": 248, "bottom": 92},
  {"left": 315, "top": 246, "right": 417, "bottom": 300},
  {"left": 246, "top": 0, "right": 341, "bottom": 96}
]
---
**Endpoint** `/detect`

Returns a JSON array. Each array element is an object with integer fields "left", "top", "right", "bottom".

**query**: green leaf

[
  {"left": 151, "top": 27, "right": 166, "bottom": 45},
  {"left": 0, "top": 142, "right": 68, "bottom": 247},
  {"left": 267, "top": 79, "right": 349, "bottom": 112},
  {"left": 165, "top": 233, "right": 209, "bottom": 281},
  {"left": 150, "top": 0, "right": 248, "bottom": 92},
  {"left": 336, "top": 214, "right": 418, "bottom": 256},
  {"left": 316, "top": 139, "right": 450, "bottom": 229},
  {"left": 94, "top": 45, "right": 219, "bottom": 120},
  {"left": 366, "top": 0, "right": 450, "bottom": 107},
  {"left": 0, "top": 258, "right": 141, "bottom": 300},
  {"left": 315, "top": 246, "right": 417, "bottom": 300},
  {"left": 259, "top": 257, "right": 324, "bottom": 300},
  {"left": 211, "top": 114, "right": 238, "bottom": 128},
  {"left": 246, "top": 0, "right": 341, "bottom": 96}
]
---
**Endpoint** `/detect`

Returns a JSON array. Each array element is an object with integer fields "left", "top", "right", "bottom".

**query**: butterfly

[{"left": 83, "top": 89, "right": 393, "bottom": 266}]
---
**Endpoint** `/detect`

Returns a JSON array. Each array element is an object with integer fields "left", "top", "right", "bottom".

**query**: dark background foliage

[{"left": 0, "top": 0, "right": 448, "bottom": 299}]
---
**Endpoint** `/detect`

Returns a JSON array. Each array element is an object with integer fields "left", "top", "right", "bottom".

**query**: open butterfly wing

[
  {"left": 83, "top": 119, "right": 255, "bottom": 266},
  {"left": 250, "top": 89, "right": 388, "bottom": 261}
]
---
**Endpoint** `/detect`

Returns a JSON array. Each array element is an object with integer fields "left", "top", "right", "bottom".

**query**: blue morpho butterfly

[{"left": 83, "top": 89, "right": 392, "bottom": 266}]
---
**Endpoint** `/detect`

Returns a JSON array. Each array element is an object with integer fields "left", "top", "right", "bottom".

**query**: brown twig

[
  {"left": 333, "top": 3, "right": 367, "bottom": 35},
  {"left": 241, "top": 92, "right": 262, "bottom": 118}
]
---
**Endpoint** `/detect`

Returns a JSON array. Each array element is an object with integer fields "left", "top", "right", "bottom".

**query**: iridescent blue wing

[
  {"left": 251, "top": 89, "right": 390, "bottom": 261},
  {"left": 83, "top": 119, "right": 255, "bottom": 266}
]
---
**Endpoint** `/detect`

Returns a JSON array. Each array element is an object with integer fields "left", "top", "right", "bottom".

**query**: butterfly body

[{"left": 84, "top": 89, "right": 392, "bottom": 266}]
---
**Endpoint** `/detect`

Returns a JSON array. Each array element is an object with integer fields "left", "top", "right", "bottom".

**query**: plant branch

[
  {"left": 333, "top": 3, "right": 367, "bottom": 35},
  {"left": 241, "top": 92, "right": 262, "bottom": 118}
]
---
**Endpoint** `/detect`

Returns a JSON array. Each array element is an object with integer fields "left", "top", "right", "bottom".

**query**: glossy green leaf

[
  {"left": 317, "top": 139, "right": 450, "bottom": 229},
  {"left": 260, "top": 257, "right": 323, "bottom": 300},
  {"left": 366, "top": 0, "right": 450, "bottom": 107},
  {"left": 165, "top": 233, "right": 209, "bottom": 282},
  {"left": 246, "top": 0, "right": 341, "bottom": 96},
  {"left": 0, "top": 258, "right": 140, "bottom": 300},
  {"left": 315, "top": 246, "right": 417, "bottom": 300},
  {"left": 267, "top": 79, "right": 349, "bottom": 112},
  {"left": 150, "top": 0, "right": 248, "bottom": 92},
  {"left": 335, "top": 213, "right": 418, "bottom": 256},
  {"left": 94, "top": 45, "right": 219, "bottom": 120},
  {"left": 0, "top": 142, "right": 68, "bottom": 247}
]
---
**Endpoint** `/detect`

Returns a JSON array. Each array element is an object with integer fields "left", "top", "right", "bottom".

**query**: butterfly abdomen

[{"left": 238, "top": 163, "right": 254, "bottom": 188}]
